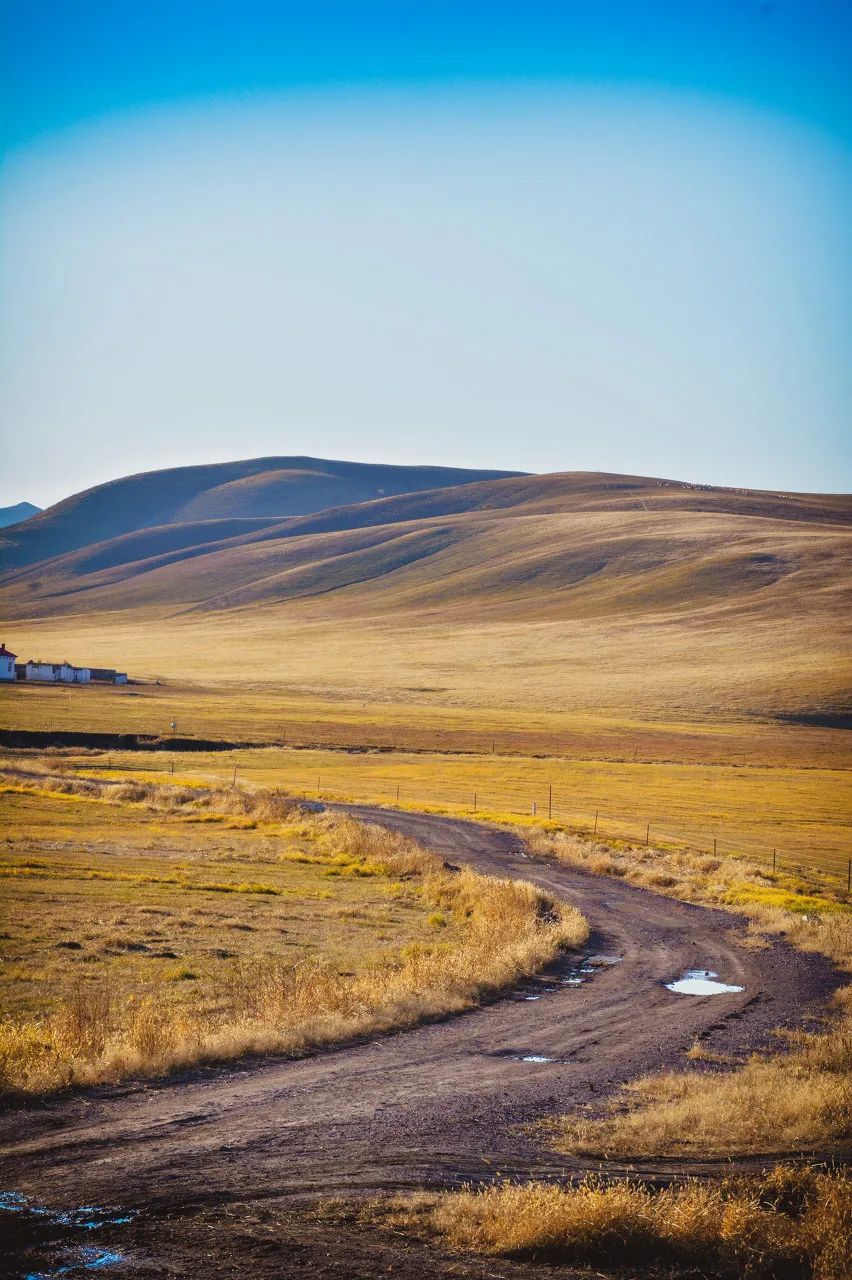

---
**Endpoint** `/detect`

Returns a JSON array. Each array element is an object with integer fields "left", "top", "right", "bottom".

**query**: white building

[
  {"left": 5, "top": 645, "right": 120, "bottom": 684},
  {"left": 0, "top": 643, "right": 16, "bottom": 681},
  {"left": 24, "top": 660, "right": 59, "bottom": 682}
]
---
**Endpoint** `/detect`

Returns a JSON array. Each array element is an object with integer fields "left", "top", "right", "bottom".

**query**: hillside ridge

[{"left": 0, "top": 455, "right": 525, "bottom": 572}]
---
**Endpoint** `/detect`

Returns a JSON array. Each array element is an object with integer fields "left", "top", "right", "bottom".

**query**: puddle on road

[
  {"left": 666, "top": 969, "right": 744, "bottom": 996},
  {"left": 2, "top": 1191, "right": 133, "bottom": 1277},
  {"left": 563, "top": 953, "right": 623, "bottom": 987},
  {"left": 26, "top": 1247, "right": 125, "bottom": 1278},
  {"left": 510, "top": 952, "right": 624, "bottom": 1003},
  {"left": 519, "top": 1055, "right": 554, "bottom": 1063}
]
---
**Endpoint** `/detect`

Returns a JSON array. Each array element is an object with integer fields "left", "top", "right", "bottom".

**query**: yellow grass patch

[{"left": 377, "top": 1167, "right": 851, "bottom": 1278}]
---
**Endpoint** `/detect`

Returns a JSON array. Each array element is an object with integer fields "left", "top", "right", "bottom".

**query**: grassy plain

[
  {"left": 0, "top": 763, "right": 586, "bottom": 1094},
  {"left": 2, "top": 678, "right": 849, "bottom": 767}
]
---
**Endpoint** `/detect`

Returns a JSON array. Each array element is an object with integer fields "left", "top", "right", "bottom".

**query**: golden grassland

[
  {"left": 3, "top": 679, "right": 849, "bottom": 769},
  {"left": 2, "top": 591, "right": 849, "bottom": 886},
  {"left": 2, "top": 543, "right": 850, "bottom": 724},
  {"left": 364, "top": 1166, "right": 851, "bottom": 1278},
  {"left": 0, "top": 764, "right": 587, "bottom": 1096},
  {"left": 42, "top": 740, "right": 852, "bottom": 881}
]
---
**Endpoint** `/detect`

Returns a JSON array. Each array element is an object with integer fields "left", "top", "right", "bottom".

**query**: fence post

[
  {"left": 713, "top": 837, "right": 717, "bottom": 856},
  {"left": 473, "top": 793, "right": 477, "bottom": 813},
  {"left": 848, "top": 858, "right": 851, "bottom": 893},
  {"left": 532, "top": 801, "right": 536, "bottom": 816},
  {"left": 593, "top": 810, "right": 598, "bottom": 836},
  {"left": 548, "top": 784, "right": 552, "bottom": 820},
  {"left": 645, "top": 822, "right": 650, "bottom": 846},
  {"left": 396, "top": 784, "right": 400, "bottom": 804},
  {"left": 772, "top": 848, "right": 777, "bottom": 872}
]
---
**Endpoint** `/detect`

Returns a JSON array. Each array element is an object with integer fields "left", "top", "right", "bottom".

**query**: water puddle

[
  {"left": 2, "top": 1191, "right": 133, "bottom": 1277},
  {"left": 561, "top": 953, "right": 623, "bottom": 988},
  {"left": 512, "top": 953, "right": 624, "bottom": 1002},
  {"left": 666, "top": 969, "right": 744, "bottom": 996},
  {"left": 26, "top": 1247, "right": 125, "bottom": 1278},
  {"left": 519, "top": 1055, "right": 554, "bottom": 1063}
]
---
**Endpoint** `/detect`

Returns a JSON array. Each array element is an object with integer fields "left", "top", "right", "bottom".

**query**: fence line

[{"left": 199, "top": 759, "right": 849, "bottom": 885}]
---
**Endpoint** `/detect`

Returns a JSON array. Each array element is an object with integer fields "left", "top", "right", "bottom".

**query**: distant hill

[
  {"left": 1, "top": 462, "right": 849, "bottom": 721},
  {"left": 0, "top": 457, "right": 523, "bottom": 572},
  {"left": 0, "top": 501, "right": 40, "bottom": 529}
]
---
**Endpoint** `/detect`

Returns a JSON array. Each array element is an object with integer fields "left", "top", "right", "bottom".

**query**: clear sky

[{"left": 1, "top": 1, "right": 850, "bottom": 507}]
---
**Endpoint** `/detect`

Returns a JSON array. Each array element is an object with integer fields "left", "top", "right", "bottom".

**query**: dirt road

[{"left": 0, "top": 808, "right": 840, "bottom": 1278}]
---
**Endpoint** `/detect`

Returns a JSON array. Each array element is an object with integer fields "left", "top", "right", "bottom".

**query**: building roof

[{"left": 0, "top": 643, "right": 17, "bottom": 659}]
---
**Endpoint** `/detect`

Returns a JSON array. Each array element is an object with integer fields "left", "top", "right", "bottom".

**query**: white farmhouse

[{"left": 0, "top": 643, "right": 16, "bottom": 681}]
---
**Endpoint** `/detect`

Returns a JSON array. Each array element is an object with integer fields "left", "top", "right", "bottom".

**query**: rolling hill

[{"left": 1, "top": 462, "right": 849, "bottom": 722}]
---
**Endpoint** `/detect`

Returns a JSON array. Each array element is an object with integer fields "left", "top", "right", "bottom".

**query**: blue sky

[{"left": 1, "top": 1, "right": 850, "bottom": 505}]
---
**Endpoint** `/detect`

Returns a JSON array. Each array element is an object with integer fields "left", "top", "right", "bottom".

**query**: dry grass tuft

[
  {"left": 387, "top": 1166, "right": 851, "bottom": 1278},
  {"left": 0, "top": 764, "right": 301, "bottom": 825},
  {"left": 552, "top": 1019, "right": 852, "bottom": 1159}
]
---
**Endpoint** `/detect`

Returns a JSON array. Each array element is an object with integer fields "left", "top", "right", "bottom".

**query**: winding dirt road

[{"left": 0, "top": 809, "right": 840, "bottom": 1279}]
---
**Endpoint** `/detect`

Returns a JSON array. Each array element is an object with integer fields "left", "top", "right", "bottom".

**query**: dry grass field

[
  {"left": 2, "top": 679, "right": 849, "bottom": 769},
  {"left": 35, "top": 741, "right": 849, "bottom": 882},
  {"left": 0, "top": 761, "right": 586, "bottom": 1095}
]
